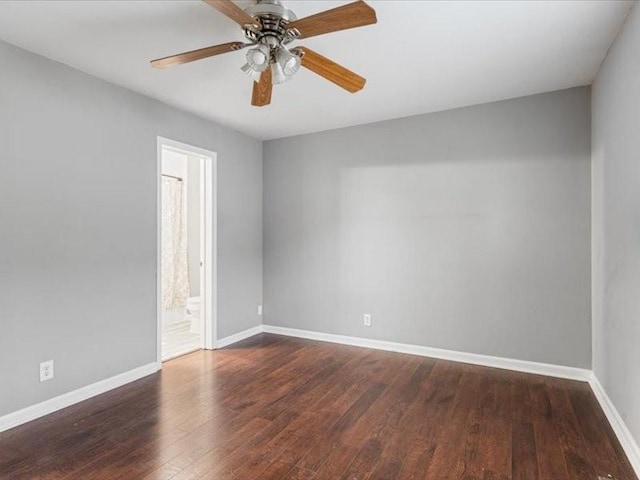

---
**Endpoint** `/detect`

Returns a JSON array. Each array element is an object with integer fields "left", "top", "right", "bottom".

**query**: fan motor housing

[{"left": 243, "top": 0, "right": 298, "bottom": 45}]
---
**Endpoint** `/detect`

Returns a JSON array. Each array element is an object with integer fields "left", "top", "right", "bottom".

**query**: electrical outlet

[
  {"left": 40, "top": 360, "right": 54, "bottom": 382},
  {"left": 363, "top": 314, "right": 372, "bottom": 327},
  {"left": 258, "top": 304, "right": 263, "bottom": 316}
]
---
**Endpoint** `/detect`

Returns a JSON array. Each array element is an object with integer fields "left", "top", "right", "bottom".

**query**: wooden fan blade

[
  {"left": 287, "top": 0, "right": 376, "bottom": 40},
  {"left": 203, "top": 0, "right": 258, "bottom": 27},
  {"left": 151, "top": 42, "right": 246, "bottom": 69},
  {"left": 297, "top": 47, "right": 366, "bottom": 93},
  {"left": 252, "top": 69, "right": 272, "bottom": 107}
]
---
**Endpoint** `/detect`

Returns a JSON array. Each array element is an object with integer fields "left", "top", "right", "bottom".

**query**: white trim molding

[
  {"left": 262, "top": 325, "right": 591, "bottom": 381},
  {"left": 216, "top": 325, "right": 264, "bottom": 349},
  {"left": 0, "top": 363, "right": 158, "bottom": 434},
  {"left": 589, "top": 374, "right": 640, "bottom": 476}
]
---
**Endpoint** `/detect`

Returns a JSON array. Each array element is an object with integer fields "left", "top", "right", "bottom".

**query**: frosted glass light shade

[
  {"left": 245, "top": 44, "right": 270, "bottom": 72},
  {"left": 271, "top": 61, "right": 289, "bottom": 85},
  {"left": 276, "top": 47, "right": 301, "bottom": 77}
]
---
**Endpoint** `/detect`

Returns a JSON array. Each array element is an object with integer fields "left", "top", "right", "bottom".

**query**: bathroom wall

[
  {"left": 0, "top": 39, "right": 263, "bottom": 418},
  {"left": 161, "top": 149, "right": 188, "bottom": 180}
]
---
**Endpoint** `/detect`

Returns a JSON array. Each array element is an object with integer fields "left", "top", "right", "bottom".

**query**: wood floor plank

[
  {"left": 460, "top": 369, "right": 512, "bottom": 480},
  {"left": 512, "top": 421, "right": 539, "bottom": 480},
  {"left": 388, "top": 361, "right": 463, "bottom": 480},
  {"left": 0, "top": 334, "right": 636, "bottom": 480},
  {"left": 569, "top": 384, "right": 637, "bottom": 480},
  {"left": 368, "top": 458, "right": 402, "bottom": 480},
  {"left": 530, "top": 380, "right": 571, "bottom": 479},
  {"left": 545, "top": 378, "right": 599, "bottom": 480},
  {"left": 420, "top": 366, "right": 485, "bottom": 479}
]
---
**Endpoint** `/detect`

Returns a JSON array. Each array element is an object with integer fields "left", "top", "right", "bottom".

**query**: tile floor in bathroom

[{"left": 162, "top": 320, "right": 200, "bottom": 360}]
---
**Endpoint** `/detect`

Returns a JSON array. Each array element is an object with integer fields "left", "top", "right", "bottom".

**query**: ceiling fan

[{"left": 150, "top": 0, "right": 377, "bottom": 107}]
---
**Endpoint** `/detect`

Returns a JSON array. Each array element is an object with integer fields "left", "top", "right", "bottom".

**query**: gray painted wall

[
  {"left": 592, "top": 4, "right": 640, "bottom": 449},
  {"left": 264, "top": 87, "right": 591, "bottom": 368},
  {"left": 0, "top": 40, "right": 262, "bottom": 417}
]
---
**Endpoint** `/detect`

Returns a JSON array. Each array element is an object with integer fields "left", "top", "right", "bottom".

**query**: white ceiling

[{"left": 0, "top": 1, "right": 632, "bottom": 139}]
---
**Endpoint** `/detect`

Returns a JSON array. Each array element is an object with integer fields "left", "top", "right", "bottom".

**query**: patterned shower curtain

[{"left": 161, "top": 177, "right": 190, "bottom": 309}]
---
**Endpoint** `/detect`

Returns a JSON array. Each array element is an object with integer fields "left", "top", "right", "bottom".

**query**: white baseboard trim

[
  {"left": 0, "top": 362, "right": 159, "bottom": 434},
  {"left": 216, "top": 325, "right": 264, "bottom": 348},
  {"left": 262, "top": 325, "right": 591, "bottom": 381},
  {"left": 589, "top": 374, "right": 640, "bottom": 476}
]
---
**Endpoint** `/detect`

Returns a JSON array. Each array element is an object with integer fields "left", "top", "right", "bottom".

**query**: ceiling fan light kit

[
  {"left": 275, "top": 47, "right": 301, "bottom": 77},
  {"left": 244, "top": 43, "right": 270, "bottom": 73},
  {"left": 150, "top": 0, "right": 377, "bottom": 106}
]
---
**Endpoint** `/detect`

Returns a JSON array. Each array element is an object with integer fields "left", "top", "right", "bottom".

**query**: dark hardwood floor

[{"left": 0, "top": 334, "right": 636, "bottom": 480}]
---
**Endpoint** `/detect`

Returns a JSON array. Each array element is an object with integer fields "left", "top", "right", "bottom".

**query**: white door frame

[{"left": 157, "top": 136, "right": 217, "bottom": 368}]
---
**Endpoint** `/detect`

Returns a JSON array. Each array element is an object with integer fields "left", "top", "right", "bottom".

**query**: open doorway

[{"left": 157, "top": 137, "right": 216, "bottom": 364}]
